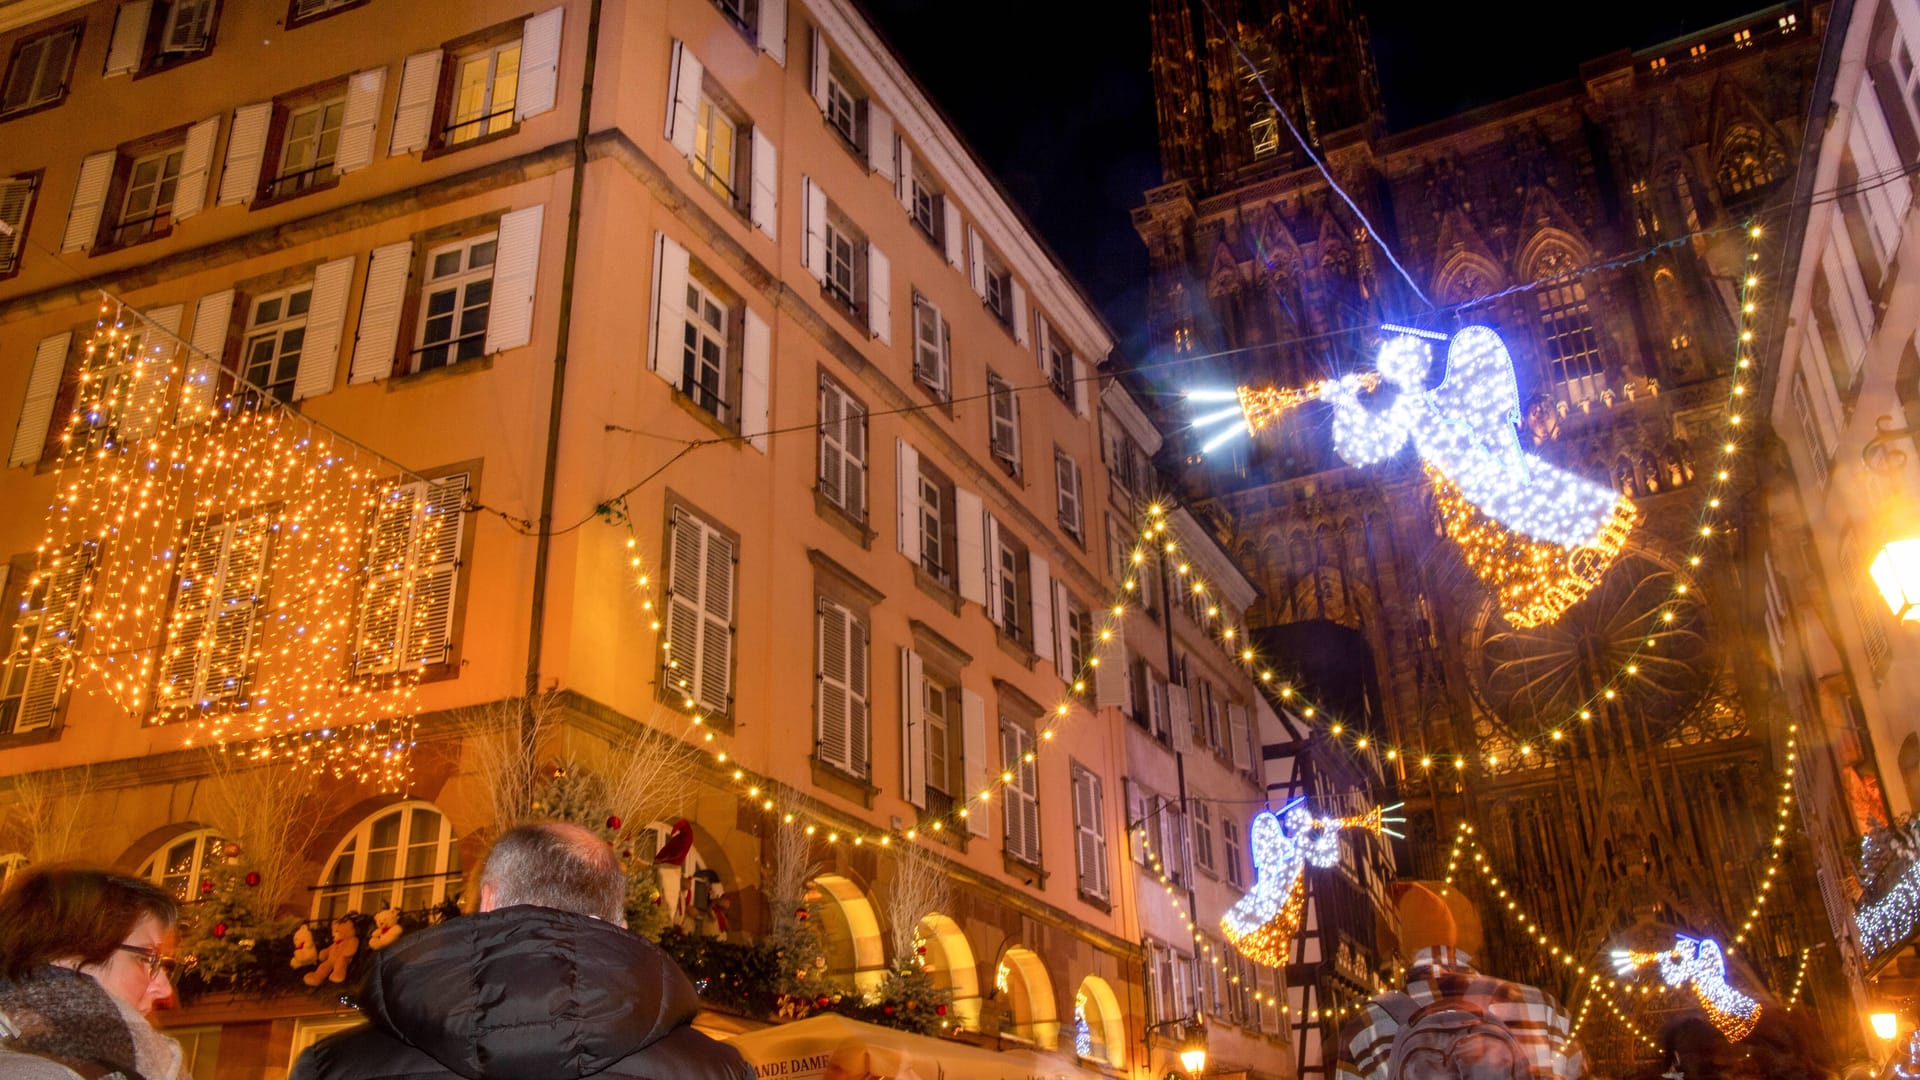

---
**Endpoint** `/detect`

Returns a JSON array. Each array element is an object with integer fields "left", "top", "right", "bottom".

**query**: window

[
  {"left": 1108, "top": 429, "right": 1150, "bottom": 505},
  {"left": 158, "top": 511, "right": 273, "bottom": 710},
  {"left": 139, "top": 829, "right": 227, "bottom": 902},
  {"left": 0, "top": 174, "right": 37, "bottom": 278},
  {"left": 240, "top": 285, "right": 312, "bottom": 404},
  {"left": 1532, "top": 249, "right": 1602, "bottom": 403},
  {"left": 1158, "top": 795, "right": 1188, "bottom": 885},
  {"left": 925, "top": 673, "right": 954, "bottom": 806},
  {"left": 1044, "top": 326, "right": 1074, "bottom": 405},
  {"left": 1193, "top": 799, "right": 1215, "bottom": 874},
  {"left": 1002, "top": 719, "right": 1040, "bottom": 865},
  {"left": 355, "top": 474, "right": 468, "bottom": 675},
  {"left": 818, "top": 375, "right": 867, "bottom": 522},
  {"left": 265, "top": 91, "right": 346, "bottom": 200},
  {"left": 447, "top": 37, "right": 521, "bottom": 145},
  {"left": 815, "top": 597, "right": 870, "bottom": 778},
  {"left": 1223, "top": 815, "right": 1242, "bottom": 887},
  {"left": 1250, "top": 114, "right": 1280, "bottom": 158},
  {"left": 824, "top": 215, "right": 860, "bottom": 312},
  {"left": 1061, "top": 594, "right": 1090, "bottom": 678},
  {"left": 692, "top": 94, "right": 739, "bottom": 204},
  {"left": 1790, "top": 371, "right": 1830, "bottom": 486},
  {"left": 917, "top": 468, "right": 952, "bottom": 584},
  {"left": 0, "top": 546, "right": 92, "bottom": 736},
  {"left": 908, "top": 171, "right": 945, "bottom": 247},
  {"left": 986, "top": 373, "right": 1021, "bottom": 471},
  {"left": 913, "top": 293, "right": 950, "bottom": 398},
  {"left": 113, "top": 143, "right": 185, "bottom": 247},
  {"left": 287, "top": 0, "right": 369, "bottom": 28},
  {"left": 1055, "top": 451, "right": 1083, "bottom": 542},
  {"left": 982, "top": 254, "right": 1013, "bottom": 325},
  {"left": 991, "top": 526, "right": 1029, "bottom": 644},
  {"left": 415, "top": 233, "right": 496, "bottom": 372},
  {"left": 1072, "top": 764, "right": 1108, "bottom": 901},
  {"left": 157, "top": 0, "right": 218, "bottom": 58},
  {"left": 104, "top": 1, "right": 220, "bottom": 76},
  {"left": 1716, "top": 124, "right": 1780, "bottom": 197},
  {"left": 1109, "top": 513, "right": 1154, "bottom": 612},
  {"left": 1201, "top": 680, "right": 1224, "bottom": 751},
  {"left": 1, "top": 22, "right": 80, "bottom": 118},
  {"left": 314, "top": 801, "right": 462, "bottom": 919},
  {"left": 664, "top": 505, "right": 735, "bottom": 718},
  {"left": 683, "top": 273, "right": 734, "bottom": 422},
  {"left": 825, "top": 63, "right": 859, "bottom": 147}
]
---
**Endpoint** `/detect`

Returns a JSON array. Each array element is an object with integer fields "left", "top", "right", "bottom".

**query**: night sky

[{"left": 856, "top": 0, "right": 1788, "bottom": 356}]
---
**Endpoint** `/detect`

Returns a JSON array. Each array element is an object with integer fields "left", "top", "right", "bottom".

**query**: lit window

[
  {"left": 139, "top": 829, "right": 228, "bottom": 902},
  {"left": 241, "top": 285, "right": 312, "bottom": 404},
  {"left": 314, "top": 802, "right": 462, "bottom": 919},
  {"left": 1717, "top": 124, "right": 1779, "bottom": 196},
  {"left": 1532, "top": 248, "right": 1603, "bottom": 403},
  {"left": 1649, "top": 56, "right": 1668, "bottom": 73},
  {"left": 415, "top": 233, "right": 497, "bottom": 372},
  {"left": 1779, "top": 13, "right": 1797, "bottom": 31},
  {"left": 692, "top": 96, "right": 738, "bottom": 203},
  {"left": 1733, "top": 28, "right": 1752, "bottom": 47},
  {"left": 1690, "top": 43, "right": 1708, "bottom": 60},
  {"left": 447, "top": 38, "right": 521, "bottom": 145}
]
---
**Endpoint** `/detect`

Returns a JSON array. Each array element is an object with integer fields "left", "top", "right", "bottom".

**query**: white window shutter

[
  {"left": 9, "top": 333, "right": 71, "bottom": 467},
  {"left": 966, "top": 225, "right": 986, "bottom": 297},
  {"left": 1073, "top": 355, "right": 1091, "bottom": 416},
  {"left": 981, "top": 513, "right": 1002, "bottom": 625},
  {"left": 894, "top": 139, "right": 912, "bottom": 208},
  {"left": 389, "top": 50, "right": 443, "bottom": 156},
  {"left": 1053, "top": 581, "right": 1073, "bottom": 674},
  {"left": 648, "top": 232, "right": 690, "bottom": 388},
  {"left": 216, "top": 102, "right": 271, "bottom": 206},
  {"left": 808, "top": 27, "right": 829, "bottom": 112},
  {"left": 350, "top": 239, "right": 413, "bottom": 383},
  {"left": 1011, "top": 279, "right": 1029, "bottom": 346},
  {"left": 759, "top": 0, "right": 787, "bottom": 64},
  {"left": 666, "top": 512, "right": 736, "bottom": 716},
  {"left": 900, "top": 646, "right": 926, "bottom": 808},
  {"left": 894, "top": 438, "right": 919, "bottom": 558},
  {"left": 178, "top": 289, "right": 232, "bottom": 420},
  {"left": 1034, "top": 313, "right": 1050, "bottom": 371},
  {"left": 817, "top": 600, "right": 854, "bottom": 773},
  {"left": 294, "top": 256, "right": 355, "bottom": 401},
  {"left": 749, "top": 128, "right": 778, "bottom": 240},
  {"left": 800, "top": 176, "right": 826, "bottom": 284},
  {"left": 12, "top": 549, "right": 89, "bottom": 733},
  {"left": 961, "top": 688, "right": 988, "bottom": 835},
  {"left": 868, "top": 105, "right": 894, "bottom": 179},
  {"left": 515, "top": 7, "right": 563, "bottom": 120},
  {"left": 1167, "top": 679, "right": 1191, "bottom": 741},
  {"left": 172, "top": 115, "right": 220, "bottom": 221},
  {"left": 485, "top": 204, "right": 544, "bottom": 354},
  {"left": 119, "top": 304, "right": 181, "bottom": 441},
  {"left": 62, "top": 151, "right": 114, "bottom": 252},
  {"left": 335, "top": 67, "right": 387, "bottom": 175},
  {"left": 741, "top": 307, "right": 770, "bottom": 452},
  {"left": 942, "top": 198, "right": 963, "bottom": 269},
  {"left": 665, "top": 40, "right": 702, "bottom": 158},
  {"left": 1230, "top": 703, "right": 1251, "bottom": 772},
  {"left": 1095, "top": 638, "right": 1129, "bottom": 708},
  {"left": 955, "top": 487, "right": 985, "bottom": 605},
  {"left": 104, "top": 1, "right": 151, "bottom": 76},
  {"left": 1030, "top": 553, "right": 1053, "bottom": 663},
  {"left": 866, "top": 241, "right": 890, "bottom": 343}
]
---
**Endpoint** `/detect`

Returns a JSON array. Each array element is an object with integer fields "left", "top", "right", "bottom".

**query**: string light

[
  {"left": 1221, "top": 799, "right": 1403, "bottom": 966},
  {"left": 1612, "top": 936, "right": 1760, "bottom": 1042}
]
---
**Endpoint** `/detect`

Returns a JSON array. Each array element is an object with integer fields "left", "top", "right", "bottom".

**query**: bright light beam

[
  {"left": 1201, "top": 424, "right": 1249, "bottom": 455},
  {"left": 1189, "top": 404, "right": 1247, "bottom": 428},
  {"left": 1184, "top": 389, "right": 1242, "bottom": 403}
]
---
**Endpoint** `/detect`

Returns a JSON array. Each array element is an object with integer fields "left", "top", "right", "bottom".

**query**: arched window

[
  {"left": 314, "top": 801, "right": 460, "bottom": 920},
  {"left": 995, "top": 945, "right": 1059, "bottom": 1049},
  {"left": 806, "top": 873, "right": 885, "bottom": 993},
  {"left": 1531, "top": 246, "right": 1603, "bottom": 403},
  {"left": 1717, "top": 124, "right": 1778, "bottom": 195},
  {"left": 916, "top": 913, "right": 981, "bottom": 1030},
  {"left": 138, "top": 829, "right": 227, "bottom": 902},
  {"left": 1074, "top": 975, "right": 1126, "bottom": 1068}
]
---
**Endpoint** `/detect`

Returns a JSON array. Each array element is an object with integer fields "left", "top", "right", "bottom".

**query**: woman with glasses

[{"left": 0, "top": 864, "right": 193, "bottom": 1079}]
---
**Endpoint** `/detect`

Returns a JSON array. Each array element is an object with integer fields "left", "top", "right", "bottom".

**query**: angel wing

[{"left": 1428, "top": 325, "right": 1522, "bottom": 442}]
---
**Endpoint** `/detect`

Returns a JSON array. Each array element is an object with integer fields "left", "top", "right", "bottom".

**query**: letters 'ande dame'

[{"left": 1238, "top": 326, "right": 1638, "bottom": 628}]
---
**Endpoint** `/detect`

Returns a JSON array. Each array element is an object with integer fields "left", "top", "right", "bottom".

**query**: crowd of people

[{"left": 0, "top": 822, "right": 753, "bottom": 1080}]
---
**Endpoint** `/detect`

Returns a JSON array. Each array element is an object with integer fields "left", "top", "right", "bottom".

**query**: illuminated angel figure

[
  {"left": 1612, "top": 934, "right": 1761, "bottom": 1043},
  {"left": 1221, "top": 799, "right": 1402, "bottom": 966}
]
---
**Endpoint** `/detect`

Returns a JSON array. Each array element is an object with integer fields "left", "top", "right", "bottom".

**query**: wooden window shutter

[
  {"left": 401, "top": 474, "right": 466, "bottom": 669},
  {"left": 759, "top": 0, "right": 788, "bottom": 65},
  {"left": 893, "top": 438, "right": 919, "bottom": 560},
  {"left": 741, "top": 307, "right": 770, "bottom": 452},
  {"left": 176, "top": 290, "right": 232, "bottom": 421},
  {"left": 749, "top": 128, "right": 778, "bottom": 240},
  {"left": 866, "top": 241, "right": 890, "bottom": 344},
  {"left": 1094, "top": 637, "right": 1128, "bottom": 709},
  {"left": 388, "top": 50, "right": 443, "bottom": 156},
  {"left": 1010, "top": 280, "right": 1029, "bottom": 346},
  {"left": 118, "top": 304, "right": 182, "bottom": 442},
  {"left": 867, "top": 104, "right": 894, "bottom": 180},
  {"left": 61, "top": 151, "right": 113, "bottom": 252},
  {"left": 816, "top": 599, "right": 854, "bottom": 774},
  {"left": 293, "top": 257, "right": 355, "bottom": 401},
  {"left": 485, "top": 204, "right": 544, "bottom": 354},
  {"left": 355, "top": 480, "right": 421, "bottom": 675},
  {"left": 1029, "top": 553, "right": 1053, "bottom": 663},
  {"left": 103, "top": 1, "right": 152, "bottom": 77},
  {"left": 665, "top": 40, "right": 703, "bottom": 158},
  {"left": 941, "top": 198, "right": 962, "bottom": 269},
  {"left": 961, "top": 688, "right": 988, "bottom": 835},
  {"left": 954, "top": 487, "right": 985, "bottom": 605},
  {"left": 172, "top": 115, "right": 220, "bottom": 220},
  {"left": 648, "top": 232, "right": 690, "bottom": 389},
  {"left": 514, "top": 7, "right": 563, "bottom": 121},
  {"left": 349, "top": 239, "right": 412, "bottom": 383},
  {"left": 218, "top": 102, "right": 271, "bottom": 206},
  {"left": 11, "top": 547, "right": 93, "bottom": 732},
  {"left": 335, "top": 67, "right": 387, "bottom": 175},
  {"left": 899, "top": 646, "right": 925, "bottom": 807}
]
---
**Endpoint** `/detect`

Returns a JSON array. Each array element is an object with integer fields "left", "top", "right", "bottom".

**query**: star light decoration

[
  {"left": 23, "top": 299, "right": 433, "bottom": 788},
  {"left": 1220, "top": 798, "right": 1404, "bottom": 966},
  {"left": 1612, "top": 935, "right": 1761, "bottom": 1043},
  {"left": 1198, "top": 325, "right": 1637, "bottom": 628}
]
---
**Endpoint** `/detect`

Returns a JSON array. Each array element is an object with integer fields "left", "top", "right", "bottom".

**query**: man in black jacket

[{"left": 292, "top": 822, "right": 752, "bottom": 1080}]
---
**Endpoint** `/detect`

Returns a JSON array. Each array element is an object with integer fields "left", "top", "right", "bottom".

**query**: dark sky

[{"left": 857, "top": 0, "right": 1784, "bottom": 356}]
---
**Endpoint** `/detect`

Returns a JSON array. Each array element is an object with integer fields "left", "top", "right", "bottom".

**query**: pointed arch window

[
  {"left": 1531, "top": 246, "right": 1603, "bottom": 403},
  {"left": 1716, "top": 124, "right": 1780, "bottom": 196}
]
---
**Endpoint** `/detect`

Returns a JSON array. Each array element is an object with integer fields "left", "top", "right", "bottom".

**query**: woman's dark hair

[{"left": 0, "top": 864, "right": 180, "bottom": 981}]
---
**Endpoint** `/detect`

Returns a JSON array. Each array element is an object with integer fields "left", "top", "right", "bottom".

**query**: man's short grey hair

[{"left": 478, "top": 821, "right": 627, "bottom": 923}]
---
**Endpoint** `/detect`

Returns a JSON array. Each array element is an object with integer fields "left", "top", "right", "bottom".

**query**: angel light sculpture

[
  {"left": 1222, "top": 799, "right": 1403, "bottom": 966},
  {"left": 1612, "top": 934, "right": 1760, "bottom": 1042},
  {"left": 1229, "top": 326, "right": 1638, "bottom": 628}
]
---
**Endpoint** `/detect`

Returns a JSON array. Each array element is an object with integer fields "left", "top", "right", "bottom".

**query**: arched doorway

[
  {"left": 995, "top": 945, "right": 1058, "bottom": 1049},
  {"left": 808, "top": 873, "right": 885, "bottom": 993},
  {"left": 1074, "top": 975, "right": 1125, "bottom": 1068},
  {"left": 915, "top": 913, "right": 980, "bottom": 1030}
]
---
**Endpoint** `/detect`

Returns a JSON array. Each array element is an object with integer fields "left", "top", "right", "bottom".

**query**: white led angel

[
  {"left": 1221, "top": 798, "right": 1402, "bottom": 966},
  {"left": 1612, "top": 934, "right": 1761, "bottom": 1042}
]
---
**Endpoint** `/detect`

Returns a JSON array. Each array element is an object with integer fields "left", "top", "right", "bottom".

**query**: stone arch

[
  {"left": 993, "top": 944, "right": 1059, "bottom": 1048},
  {"left": 808, "top": 872, "right": 887, "bottom": 993},
  {"left": 1074, "top": 974, "right": 1127, "bottom": 1068},
  {"left": 1516, "top": 228, "right": 1593, "bottom": 282},
  {"left": 915, "top": 912, "right": 981, "bottom": 1030},
  {"left": 1434, "top": 251, "right": 1505, "bottom": 305},
  {"left": 1709, "top": 82, "right": 1791, "bottom": 199}
]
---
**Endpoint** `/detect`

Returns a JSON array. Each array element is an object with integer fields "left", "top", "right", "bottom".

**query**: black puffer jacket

[{"left": 290, "top": 907, "right": 752, "bottom": 1080}]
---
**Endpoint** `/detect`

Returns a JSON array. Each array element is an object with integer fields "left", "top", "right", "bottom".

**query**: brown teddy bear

[{"left": 302, "top": 915, "right": 359, "bottom": 986}]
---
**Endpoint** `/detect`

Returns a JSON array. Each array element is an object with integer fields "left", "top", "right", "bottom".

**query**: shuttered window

[
  {"left": 158, "top": 511, "right": 274, "bottom": 709},
  {"left": 1001, "top": 720, "right": 1039, "bottom": 865},
  {"left": 818, "top": 375, "right": 867, "bottom": 522},
  {"left": 815, "top": 597, "right": 869, "bottom": 777},
  {"left": 0, "top": 175, "right": 37, "bottom": 277},
  {"left": 0, "top": 23, "right": 78, "bottom": 117},
  {"left": 913, "top": 293, "right": 949, "bottom": 398},
  {"left": 987, "top": 373, "right": 1019, "bottom": 469},
  {"left": 1223, "top": 815, "right": 1243, "bottom": 888},
  {"left": 1192, "top": 799, "right": 1215, "bottom": 873},
  {"left": 0, "top": 546, "right": 93, "bottom": 735},
  {"left": 355, "top": 474, "right": 468, "bottom": 675},
  {"left": 415, "top": 233, "right": 496, "bottom": 372},
  {"left": 664, "top": 506, "right": 734, "bottom": 717},
  {"left": 1071, "top": 764, "right": 1108, "bottom": 901},
  {"left": 1055, "top": 451, "right": 1083, "bottom": 541}
]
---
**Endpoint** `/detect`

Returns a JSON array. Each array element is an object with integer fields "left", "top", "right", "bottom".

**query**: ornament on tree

[
  {"left": 212, "top": 922, "right": 228, "bottom": 939},
  {"left": 222, "top": 841, "right": 243, "bottom": 858},
  {"left": 795, "top": 907, "right": 810, "bottom": 921},
  {"left": 1222, "top": 799, "right": 1404, "bottom": 966},
  {"left": 200, "top": 879, "right": 215, "bottom": 895},
  {"left": 244, "top": 871, "right": 261, "bottom": 887},
  {"left": 606, "top": 815, "right": 622, "bottom": 831}
]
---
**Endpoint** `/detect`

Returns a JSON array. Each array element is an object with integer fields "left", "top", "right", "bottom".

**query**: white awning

[{"left": 726, "top": 1013, "right": 1104, "bottom": 1080}]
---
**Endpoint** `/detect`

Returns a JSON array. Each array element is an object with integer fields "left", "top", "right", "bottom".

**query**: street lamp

[
  {"left": 1873, "top": 1011, "right": 1900, "bottom": 1042},
  {"left": 1147, "top": 1017, "right": 1208, "bottom": 1078},
  {"left": 1870, "top": 539, "right": 1920, "bottom": 623}
]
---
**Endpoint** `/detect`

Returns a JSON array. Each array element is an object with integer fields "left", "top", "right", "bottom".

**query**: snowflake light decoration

[
  {"left": 1221, "top": 799, "right": 1403, "bottom": 966},
  {"left": 1612, "top": 934, "right": 1760, "bottom": 1042}
]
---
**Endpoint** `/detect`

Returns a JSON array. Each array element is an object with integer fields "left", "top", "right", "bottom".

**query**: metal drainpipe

[{"left": 521, "top": 0, "right": 603, "bottom": 771}]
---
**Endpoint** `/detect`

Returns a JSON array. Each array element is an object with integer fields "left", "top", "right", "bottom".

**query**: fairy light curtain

[{"left": 23, "top": 298, "right": 435, "bottom": 787}]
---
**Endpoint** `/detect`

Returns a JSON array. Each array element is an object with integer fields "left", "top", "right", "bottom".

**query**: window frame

[
  {"left": 285, "top": 0, "right": 371, "bottom": 30},
  {"left": 1532, "top": 261, "right": 1602, "bottom": 403},
  {"left": 993, "top": 527, "right": 1030, "bottom": 646},
  {"left": 908, "top": 170, "right": 944, "bottom": 248},
  {"left": 822, "top": 214, "right": 861, "bottom": 314},
  {"left": 1055, "top": 449, "right": 1084, "bottom": 543},
  {"left": 912, "top": 292, "right": 950, "bottom": 400},
  {"left": 914, "top": 457, "right": 957, "bottom": 587},
  {"left": 127, "top": 0, "right": 223, "bottom": 79},
  {"left": 0, "top": 171, "right": 41, "bottom": 279},
  {"left": 411, "top": 230, "right": 499, "bottom": 375},
  {"left": 1192, "top": 798, "right": 1215, "bottom": 875},
  {"left": 987, "top": 371, "right": 1020, "bottom": 473},
  {"left": 313, "top": 800, "right": 463, "bottom": 920},
  {"left": 0, "top": 20, "right": 82, "bottom": 121},
  {"left": 1223, "top": 815, "right": 1243, "bottom": 888},
  {"left": 138, "top": 828, "right": 228, "bottom": 903},
  {"left": 239, "top": 282, "right": 315, "bottom": 405},
  {"left": 823, "top": 61, "right": 862, "bottom": 151},
  {"left": 99, "top": 129, "right": 190, "bottom": 252},
  {"left": 258, "top": 78, "right": 350, "bottom": 205},
  {"left": 691, "top": 90, "right": 742, "bottom": 207},
  {"left": 680, "top": 268, "right": 741, "bottom": 426},
  {"left": 428, "top": 20, "right": 524, "bottom": 155},
  {"left": 817, "top": 372, "right": 868, "bottom": 523}
]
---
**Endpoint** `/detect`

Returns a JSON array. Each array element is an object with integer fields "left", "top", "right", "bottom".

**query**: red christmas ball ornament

[
  {"left": 244, "top": 871, "right": 261, "bottom": 887},
  {"left": 606, "top": 815, "right": 622, "bottom": 830},
  {"left": 212, "top": 922, "right": 228, "bottom": 939},
  {"left": 199, "top": 879, "right": 215, "bottom": 895},
  {"left": 795, "top": 907, "right": 810, "bottom": 921},
  {"left": 916, "top": 944, "right": 927, "bottom": 955},
  {"left": 815, "top": 995, "right": 831, "bottom": 1009},
  {"left": 883, "top": 1005, "right": 895, "bottom": 1016},
  {"left": 936, "top": 1004, "right": 948, "bottom": 1016}
]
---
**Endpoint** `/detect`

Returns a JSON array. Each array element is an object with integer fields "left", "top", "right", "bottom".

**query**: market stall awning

[{"left": 725, "top": 1013, "right": 1104, "bottom": 1080}]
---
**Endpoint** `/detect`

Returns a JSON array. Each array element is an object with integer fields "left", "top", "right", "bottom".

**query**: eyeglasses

[{"left": 114, "top": 943, "right": 177, "bottom": 979}]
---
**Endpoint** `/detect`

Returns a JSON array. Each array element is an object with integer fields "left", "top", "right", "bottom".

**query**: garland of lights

[
  {"left": 1220, "top": 799, "right": 1403, "bottom": 966},
  {"left": 1855, "top": 816, "right": 1920, "bottom": 960},
  {"left": 1612, "top": 936, "right": 1761, "bottom": 1043}
]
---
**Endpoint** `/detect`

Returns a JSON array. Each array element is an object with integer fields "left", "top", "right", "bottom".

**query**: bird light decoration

[
  {"left": 1612, "top": 935, "right": 1760, "bottom": 1042},
  {"left": 1193, "top": 325, "right": 1638, "bottom": 628},
  {"left": 1222, "top": 798, "right": 1404, "bottom": 966}
]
